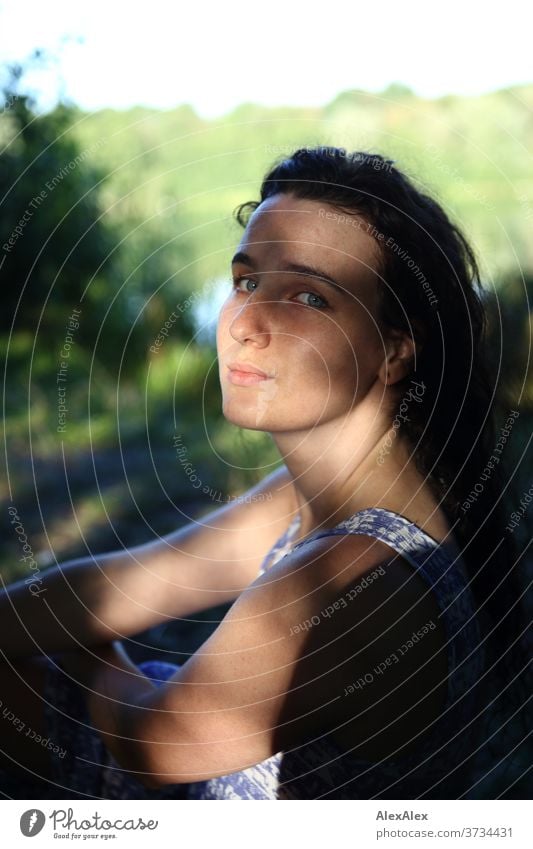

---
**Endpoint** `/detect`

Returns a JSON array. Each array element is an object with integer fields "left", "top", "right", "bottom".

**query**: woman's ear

[{"left": 379, "top": 325, "right": 424, "bottom": 386}]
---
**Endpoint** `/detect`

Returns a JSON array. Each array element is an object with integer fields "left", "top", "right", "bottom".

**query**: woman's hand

[{"left": 57, "top": 641, "right": 157, "bottom": 774}]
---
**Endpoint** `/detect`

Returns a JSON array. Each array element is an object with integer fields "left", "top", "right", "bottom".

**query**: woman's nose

[{"left": 228, "top": 295, "right": 272, "bottom": 346}]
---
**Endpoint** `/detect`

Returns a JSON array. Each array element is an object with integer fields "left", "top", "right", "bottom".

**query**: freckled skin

[
  {"left": 217, "top": 193, "right": 389, "bottom": 433},
  {"left": 0, "top": 196, "right": 450, "bottom": 789}
]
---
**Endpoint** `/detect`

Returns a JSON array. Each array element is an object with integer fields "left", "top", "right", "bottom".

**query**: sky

[{"left": 0, "top": 0, "right": 531, "bottom": 118}]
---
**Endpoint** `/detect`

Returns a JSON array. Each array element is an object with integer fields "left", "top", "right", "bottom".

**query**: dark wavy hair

[{"left": 234, "top": 147, "right": 530, "bottom": 796}]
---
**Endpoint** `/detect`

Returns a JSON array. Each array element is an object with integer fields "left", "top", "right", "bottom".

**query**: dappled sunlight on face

[{"left": 216, "top": 193, "right": 387, "bottom": 433}]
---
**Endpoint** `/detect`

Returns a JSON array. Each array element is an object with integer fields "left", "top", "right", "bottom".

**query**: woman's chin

[{"left": 221, "top": 401, "right": 272, "bottom": 431}]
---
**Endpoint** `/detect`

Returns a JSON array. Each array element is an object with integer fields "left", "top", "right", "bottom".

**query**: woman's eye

[
  {"left": 294, "top": 292, "right": 329, "bottom": 309},
  {"left": 232, "top": 278, "right": 328, "bottom": 309},
  {"left": 233, "top": 277, "right": 258, "bottom": 293}
]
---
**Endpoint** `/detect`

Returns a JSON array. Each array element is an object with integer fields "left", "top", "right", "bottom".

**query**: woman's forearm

[
  {"left": 0, "top": 482, "right": 283, "bottom": 660},
  {"left": 0, "top": 552, "right": 149, "bottom": 658},
  {"left": 0, "top": 469, "right": 296, "bottom": 660}
]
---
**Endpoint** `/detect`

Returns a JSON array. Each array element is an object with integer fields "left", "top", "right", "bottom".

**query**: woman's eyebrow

[
  {"left": 282, "top": 261, "right": 346, "bottom": 293},
  {"left": 231, "top": 250, "right": 254, "bottom": 267},
  {"left": 231, "top": 252, "right": 346, "bottom": 293}
]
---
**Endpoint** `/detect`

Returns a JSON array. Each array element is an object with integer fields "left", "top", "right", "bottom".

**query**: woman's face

[{"left": 216, "top": 193, "right": 389, "bottom": 432}]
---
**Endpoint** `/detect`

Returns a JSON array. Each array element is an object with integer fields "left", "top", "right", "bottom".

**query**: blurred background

[{"left": 0, "top": 0, "right": 531, "bottom": 795}]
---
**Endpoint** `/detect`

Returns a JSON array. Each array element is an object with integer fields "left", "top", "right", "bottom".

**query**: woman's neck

[{"left": 273, "top": 405, "right": 413, "bottom": 538}]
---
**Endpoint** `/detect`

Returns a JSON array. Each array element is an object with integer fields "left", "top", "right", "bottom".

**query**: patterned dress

[{"left": 0, "top": 508, "right": 486, "bottom": 800}]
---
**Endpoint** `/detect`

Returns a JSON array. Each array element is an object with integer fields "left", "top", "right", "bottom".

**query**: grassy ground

[{"left": 1, "top": 443, "right": 234, "bottom": 660}]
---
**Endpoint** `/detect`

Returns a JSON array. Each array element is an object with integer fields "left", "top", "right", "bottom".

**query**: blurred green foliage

[{"left": 1, "top": 61, "right": 532, "bottom": 573}]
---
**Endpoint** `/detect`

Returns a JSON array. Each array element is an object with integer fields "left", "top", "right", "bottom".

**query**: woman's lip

[
  {"left": 227, "top": 368, "right": 270, "bottom": 386},
  {"left": 227, "top": 361, "right": 269, "bottom": 378}
]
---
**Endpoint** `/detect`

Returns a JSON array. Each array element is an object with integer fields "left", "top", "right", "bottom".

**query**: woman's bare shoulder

[
  {"left": 163, "top": 464, "right": 300, "bottom": 577},
  {"left": 129, "top": 528, "right": 448, "bottom": 784},
  {"left": 263, "top": 532, "right": 449, "bottom": 756}
]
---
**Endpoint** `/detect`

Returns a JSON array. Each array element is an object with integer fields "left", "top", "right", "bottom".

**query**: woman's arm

[
  {"left": 0, "top": 466, "right": 297, "bottom": 659},
  {"left": 69, "top": 533, "right": 439, "bottom": 789},
  {"left": 59, "top": 641, "right": 156, "bottom": 779}
]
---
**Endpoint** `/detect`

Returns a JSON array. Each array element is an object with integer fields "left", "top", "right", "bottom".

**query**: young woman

[{"left": 0, "top": 147, "right": 528, "bottom": 800}]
